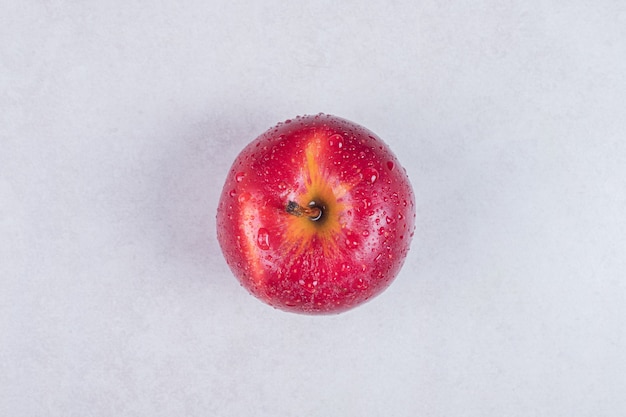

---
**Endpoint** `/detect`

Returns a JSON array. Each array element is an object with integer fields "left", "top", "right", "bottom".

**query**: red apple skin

[{"left": 216, "top": 114, "right": 415, "bottom": 314}]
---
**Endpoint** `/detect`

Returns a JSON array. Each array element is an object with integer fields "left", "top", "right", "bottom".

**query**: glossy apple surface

[{"left": 216, "top": 114, "right": 415, "bottom": 314}]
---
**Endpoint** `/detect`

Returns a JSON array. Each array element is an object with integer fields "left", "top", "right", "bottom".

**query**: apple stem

[{"left": 286, "top": 201, "right": 322, "bottom": 221}]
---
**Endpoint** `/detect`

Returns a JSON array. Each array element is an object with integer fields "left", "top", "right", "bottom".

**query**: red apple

[{"left": 216, "top": 114, "right": 415, "bottom": 314}]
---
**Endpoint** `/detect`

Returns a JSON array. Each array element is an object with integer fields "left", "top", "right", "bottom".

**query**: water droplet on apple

[
  {"left": 386, "top": 216, "right": 393, "bottom": 224},
  {"left": 257, "top": 228, "right": 270, "bottom": 250},
  {"left": 235, "top": 172, "right": 246, "bottom": 182},
  {"left": 238, "top": 192, "right": 251, "bottom": 203},
  {"left": 328, "top": 134, "right": 343, "bottom": 149},
  {"left": 386, "top": 161, "right": 394, "bottom": 171},
  {"left": 362, "top": 230, "right": 370, "bottom": 237},
  {"left": 346, "top": 238, "right": 359, "bottom": 249},
  {"left": 363, "top": 168, "right": 378, "bottom": 184},
  {"left": 229, "top": 189, "right": 237, "bottom": 198}
]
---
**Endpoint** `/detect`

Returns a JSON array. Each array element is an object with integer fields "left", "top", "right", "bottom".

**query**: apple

[{"left": 216, "top": 114, "right": 415, "bottom": 314}]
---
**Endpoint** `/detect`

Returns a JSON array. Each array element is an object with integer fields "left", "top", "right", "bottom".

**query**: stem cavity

[{"left": 286, "top": 201, "right": 323, "bottom": 221}]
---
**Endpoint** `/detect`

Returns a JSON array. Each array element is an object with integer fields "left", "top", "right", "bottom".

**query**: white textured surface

[{"left": 2, "top": 1, "right": 626, "bottom": 416}]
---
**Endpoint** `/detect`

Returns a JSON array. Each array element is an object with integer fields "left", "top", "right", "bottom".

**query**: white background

[{"left": 2, "top": 1, "right": 626, "bottom": 416}]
